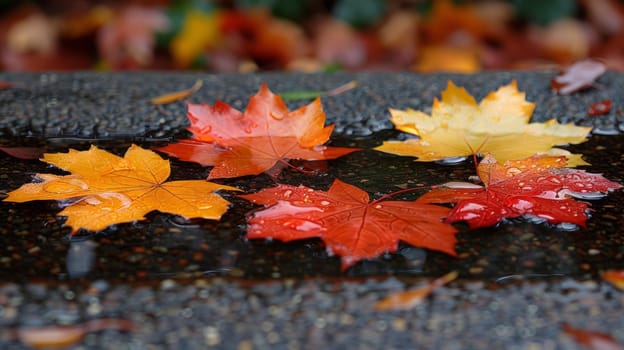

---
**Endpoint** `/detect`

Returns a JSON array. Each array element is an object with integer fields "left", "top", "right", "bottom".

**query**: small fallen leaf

[
  {"left": 157, "top": 83, "right": 359, "bottom": 179},
  {"left": 419, "top": 153, "right": 622, "bottom": 228},
  {"left": 602, "top": 270, "right": 624, "bottom": 290},
  {"left": 588, "top": 99, "right": 612, "bottom": 117},
  {"left": 375, "top": 81, "right": 591, "bottom": 165},
  {"left": 150, "top": 79, "right": 203, "bottom": 105},
  {"left": 240, "top": 179, "right": 458, "bottom": 270},
  {"left": 0, "top": 146, "right": 45, "bottom": 159},
  {"left": 4, "top": 145, "right": 238, "bottom": 232},
  {"left": 375, "top": 271, "right": 458, "bottom": 311},
  {"left": 562, "top": 323, "right": 624, "bottom": 350},
  {"left": 551, "top": 59, "right": 607, "bottom": 94},
  {"left": 280, "top": 80, "right": 358, "bottom": 101},
  {"left": 16, "top": 318, "right": 134, "bottom": 349}
]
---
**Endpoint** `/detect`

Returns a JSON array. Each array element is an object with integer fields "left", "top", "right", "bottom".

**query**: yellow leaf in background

[
  {"left": 375, "top": 81, "right": 591, "bottom": 165},
  {"left": 170, "top": 10, "right": 220, "bottom": 68},
  {"left": 414, "top": 46, "right": 480, "bottom": 73},
  {"left": 4, "top": 145, "right": 239, "bottom": 232}
]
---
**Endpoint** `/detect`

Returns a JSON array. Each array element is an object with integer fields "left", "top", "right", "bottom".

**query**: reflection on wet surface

[{"left": 0, "top": 132, "right": 622, "bottom": 282}]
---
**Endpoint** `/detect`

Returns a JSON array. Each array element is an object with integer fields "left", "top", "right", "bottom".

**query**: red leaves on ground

[
  {"left": 419, "top": 154, "right": 622, "bottom": 228},
  {"left": 240, "top": 179, "right": 458, "bottom": 270},
  {"left": 157, "top": 83, "right": 359, "bottom": 179}
]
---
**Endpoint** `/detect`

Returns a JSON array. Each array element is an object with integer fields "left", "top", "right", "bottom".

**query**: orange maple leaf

[
  {"left": 240, "top": 179, "right": 457, "bottom": 270},
  {"left": 4, "top": 145, "right": 239, "bottom": 233},
  {"left": 157, "top": 83, "right": 359, "bottom": 179}
]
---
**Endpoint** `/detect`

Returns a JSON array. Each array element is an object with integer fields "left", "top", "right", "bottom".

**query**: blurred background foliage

[{"left": 0, "top": 0, "right": 622, "bottom": 72}]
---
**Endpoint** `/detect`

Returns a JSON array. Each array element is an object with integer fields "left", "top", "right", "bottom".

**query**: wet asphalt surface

[{"left": 0, "top": 71, "right": 623, "bottom": 349}]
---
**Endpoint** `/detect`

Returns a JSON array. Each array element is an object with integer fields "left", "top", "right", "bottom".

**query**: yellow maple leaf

[
  {"left": 4, "top": 145, "right": 238, "bottom": 232},
  {"left": 170, "top": 10, "right": 220, "bottom": 68},
  {"left": 375, "top": 81, "right": 591, "bottom": 165}
]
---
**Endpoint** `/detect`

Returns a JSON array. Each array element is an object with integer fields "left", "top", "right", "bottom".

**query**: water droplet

[
  {"left": 295, "top": 221, "right": 323, "bottom": 232},
  {"left": 244, "top": 127, "right": 252, "bottom": 134},
  {"left": 548, "top": 177, "right": 561, "bottom": 184},
  {"left": 270, "top": 112, "right": 284, "bottom": 120},
  {"left": 84, "top": 197, "right": 102, "bottom": 205},
  {"left": 66, "top": 238, "right": 95, "bottom": 279},
  {"left": 592, "top": 128, "right": 620, "bottom": 135},
  {"left": 44, "top": 179, "right": 89, "bottom": 194},
  {"left": 320, "top": 200, "right": 330, "bottom": 206},
  {"left": 283, "top": 190, "right": 293, "bottom": 198},
  {"left": 375, "top": 204, "right": 382, "bottom": 209},
  {"left": 435, "top": 156, "right": 467, "bottom": 165},
  {"left": 201, "top": 125, "right": 212, "bottom": 133},
  {"left": 566, "top": 191, "right": 606, "bottom": 200},
  {"left": 557, "top": 222, "right": 579, "bottom": 231},
  {"left": 443, "top": 182, "right": 482, "bottom": 189},
  {"left": 511, "top": 199, "right": 533, "bottom": 211}
]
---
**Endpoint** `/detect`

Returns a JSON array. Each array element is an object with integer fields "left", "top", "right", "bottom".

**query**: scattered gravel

[{"left": 0, "top": 71, "right": 623, "bottom": 349}]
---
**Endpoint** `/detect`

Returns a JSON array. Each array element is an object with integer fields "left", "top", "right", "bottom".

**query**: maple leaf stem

[
  {"left": 471, "top": 153, "right": 479, "bottom": 174},
  {"left": 326, "top": 80, "right": 358, "bottom": 96}
]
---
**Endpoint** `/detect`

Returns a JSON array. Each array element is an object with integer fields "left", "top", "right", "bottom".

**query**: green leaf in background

[
  {"left": 280, "top": 81, "right": 358, "bottom": 101},
  {"left": 512, "top": 0, "right": 576, "bottom": 26},
  {"left": 236, "top": 0, "right": 311, "bottom": 21},
  {"left": 332, "top": 0, "right": 386, "bottom": 29},
  {"left": 280, "top": 90, "right": 324, "bottom": 101},
  {"left": 155, "top": 0, "right": 215, "bottom": 47},
  {"left": 323, "top": 63, "right": 343, "bottom": 74}
]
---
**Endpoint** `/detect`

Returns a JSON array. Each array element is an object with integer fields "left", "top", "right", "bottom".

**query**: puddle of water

[{"left": 0, "top": 133, "right": 622, "bottom": 283}]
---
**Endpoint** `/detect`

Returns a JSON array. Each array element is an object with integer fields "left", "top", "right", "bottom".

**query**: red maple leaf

[
  {"left": 240, "top": 179, "right": 458, "bottom": 270},
  {"left": 419, "top": 154, "right": 622, "bottom": 228},
  {"left": 156, "top": 84, "right": 358, "bottom": 179}
]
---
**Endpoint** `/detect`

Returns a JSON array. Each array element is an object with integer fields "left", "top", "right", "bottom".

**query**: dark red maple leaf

[
  {"left": 156, "top": 84, "right": 358, "bottom": 179},
  {"left": 240, "top": 179, "right": 458, "bottom": 269},
  {"left": 419, "top": 154, "right": 622, "bottom": 228}
]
